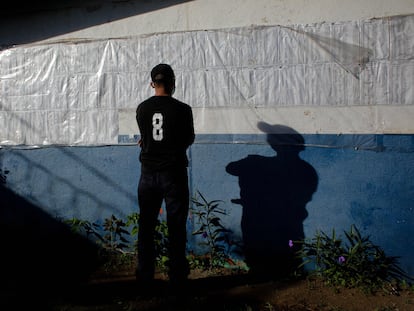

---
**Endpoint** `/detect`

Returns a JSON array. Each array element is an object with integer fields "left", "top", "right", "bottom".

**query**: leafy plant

[
  {"left": 65, "top": 214, "right": 137, "bottom": 272},
  {"left": 126, "top": 212, "right": 139, "bottom": 250},
  {"left": 102, "top": 214, "right": 130, "bottom": 253},
  {"left": 65, "top": 214, "right": 132, "bottom": 254},
  {"left": 124, "top": 211, "right": 168, "bottom": 264},
  {"left": 64, "top": 203, "right": 245, "bottom": 274},
  {"left": 294, "top": 224, "right": 412, "bottom": 293},
  {"left": 191, "top": 190, "right": 238, "bottom": 269},
  {"left": 65, "top": 218, "right": 102, "bottom": 241},
  {"left": 154, "top": 217, "right": 170, "bottom": 271}
]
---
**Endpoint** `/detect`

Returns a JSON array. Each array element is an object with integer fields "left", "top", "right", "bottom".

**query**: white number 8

[{"left": 152, "top": 113, "right": 163, "bottom": 141}]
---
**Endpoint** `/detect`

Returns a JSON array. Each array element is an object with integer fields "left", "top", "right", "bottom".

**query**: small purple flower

[
  {"left": 202, "top": 232, "right": 208, "bottom": 239},
  {"left": 288, "top": 240, "right": 294, "bottom": 248},
  {"left": 338, "top": 256, "right": 346, "bottom": 264}
]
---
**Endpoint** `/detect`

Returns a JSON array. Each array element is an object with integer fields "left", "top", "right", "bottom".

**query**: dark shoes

[
  {"left": 135, "top": 269, "right": 156, "bottom": 297},
  {"left": 135, "top": 267, "right": 190, "bottom": 297}
]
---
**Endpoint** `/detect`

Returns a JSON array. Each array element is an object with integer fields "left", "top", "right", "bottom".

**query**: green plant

[
  {"left": 65, "top": 218, "right": 102, "bottom": 241},
  {"left": 102, "top": 214, "right": 130, "bottom": 253},
  {"left": 186, "top": 251, "right": 211, "bottom": 270},
  {"left": 294, "top": 224, "right": 411, "bottom": 293},
  {"left": 125, "top": 212, "right": 170, "bottom": 272},
  {"left": 126, "top": 212, "right": 139, "bottom": 250},
  {"left": 64, "top": 206, "right": 246, "bottom": 274},
  {"left": 154, "top": 217, "right": 170, "bottom": 271},
  {"left": 191, "top": 190, "right": 236, "bottom": 269},
  {"left": 65, "top": 214, "right": 137, "bottom": 272},
  {"left": 65, "top": 214, "right": 132, "bottom": 254},
  {"left": 66, "top": 212, "right": 168, "bottom": 272}
]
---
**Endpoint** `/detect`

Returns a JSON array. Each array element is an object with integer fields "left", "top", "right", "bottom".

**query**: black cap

[{"left": 151, "top": 63, "right": 175, "bottom": 84}]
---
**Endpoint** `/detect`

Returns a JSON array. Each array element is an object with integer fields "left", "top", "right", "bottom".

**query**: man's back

[{"left": 136, "top": 95, "right": 194, "bottom": 171}]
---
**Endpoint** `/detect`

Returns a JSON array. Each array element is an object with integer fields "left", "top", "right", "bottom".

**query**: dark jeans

[{"left": 137, "top": 167, "right": 190, "bottom": 281}]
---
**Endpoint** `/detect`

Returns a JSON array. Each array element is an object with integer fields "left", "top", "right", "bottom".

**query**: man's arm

[
  {"left": 185, "top": 107, "right": 195, "bottom": 148},
  {"left": 136, "top": 105, "right": 144, "bottom": 148}
]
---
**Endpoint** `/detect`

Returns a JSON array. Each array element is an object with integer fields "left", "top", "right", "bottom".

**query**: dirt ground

[{"left": 9, "top": 267, "right": 411, "bottom": 311}]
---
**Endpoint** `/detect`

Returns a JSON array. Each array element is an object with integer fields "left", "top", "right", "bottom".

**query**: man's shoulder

[
  {"left": 138, "top": 96, "right": 155, "bottom": 106},
  {"left": 137, "top": 96, "right": 191, "bottom": 112},
  {"left": 171, "top": 97, "right": 189, "bottom": 106},
  {"left": 136, "top": 97, "right": 156, "bottom": 114},
  {"left": 174, "top": 99, "right": 193, "bottom": 114}
]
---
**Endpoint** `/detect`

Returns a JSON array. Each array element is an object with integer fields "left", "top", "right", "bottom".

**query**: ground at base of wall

[{"left": 3, "top": 268, "right": 414, "bottom": 311}]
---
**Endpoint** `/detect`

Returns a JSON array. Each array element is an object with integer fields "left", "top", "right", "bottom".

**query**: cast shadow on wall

[
  {"left": 0, "top": 177, "right": 101, "bottom": 304},
  {"left": 226, "top": 123, "right": 318, "bottom": 280},
  {"left": 0, "top": 0, "right": 193, "bottom": 46}
]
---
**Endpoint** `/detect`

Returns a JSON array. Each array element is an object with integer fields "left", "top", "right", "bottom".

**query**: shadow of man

[{"left": 226, "top": 123, "right": 318, "bottom": 280}]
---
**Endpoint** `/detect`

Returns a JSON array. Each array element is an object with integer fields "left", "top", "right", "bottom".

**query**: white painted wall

[
  {"left": 59, "top": 0, "right": 414, "bottom": 36},
  {"left": 48, "top": 0, "right": 414, "bottom": 39},
  {"left": 2, "top": 2, "right": 414, "bottom": 145},
  {"left": 2, "top": 0, "right": 414, "bottom": 45}
]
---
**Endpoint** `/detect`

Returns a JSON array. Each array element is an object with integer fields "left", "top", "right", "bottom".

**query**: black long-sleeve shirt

[{"left": 136, "top": 96, "right": 195, "bottom": 172}]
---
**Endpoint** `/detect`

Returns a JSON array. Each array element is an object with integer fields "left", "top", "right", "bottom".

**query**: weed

[
  {"left": 294, "top": 224, "right": 412, "bottom": 294},
  {"left": 154, "top": 217, "right": 169, "bottom": 271},
  {"left": 65, "top": 215, "right": 132, "bottom": 254},
  {"left": 191, "top": 190, "right": 241, "bottom": 269}
]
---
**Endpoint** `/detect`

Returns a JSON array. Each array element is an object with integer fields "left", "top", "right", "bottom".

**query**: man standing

[{"left": 136, "top": 64, "right": 195, "bottom": 288}]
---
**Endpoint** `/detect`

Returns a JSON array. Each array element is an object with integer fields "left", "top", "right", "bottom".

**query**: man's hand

[{"left": 138, "top": 139, "right": 143, "bottom": 147}]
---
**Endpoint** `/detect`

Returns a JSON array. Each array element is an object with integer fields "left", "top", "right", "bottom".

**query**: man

[{"left": 136, "top": 64, "right": 195, "bottom": 288}]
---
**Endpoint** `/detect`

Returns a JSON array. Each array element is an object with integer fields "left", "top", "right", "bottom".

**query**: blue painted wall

[{"left": 1, "top": 133, "right": 414, "bottom": 276}]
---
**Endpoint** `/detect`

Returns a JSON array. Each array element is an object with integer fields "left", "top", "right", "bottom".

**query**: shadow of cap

[{"left": 257, "top": 122, "right": 305, "bottom": 151}]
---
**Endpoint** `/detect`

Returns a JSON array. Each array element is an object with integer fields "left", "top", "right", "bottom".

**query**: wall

[
  {"left": 1, "top": 0, "right": 414, "bottom": 45},
  {"left": 1, "top": 0, "right": 414, "bottom": 278}
]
